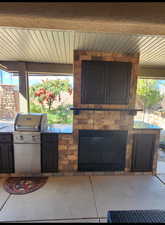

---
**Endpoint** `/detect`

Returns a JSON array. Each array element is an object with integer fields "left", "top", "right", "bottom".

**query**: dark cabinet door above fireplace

[
  {"left": 105, "top": 61, "right": 132, "bottom": 104},
  {"left": 81, "top": 60, "right": 132, "bottom": 105},
  {"left": 81, "top": 60, "right": 105, "bottom": 104},
  {"left": 78, "top": 130, "right": 128, "bottom": 172}
]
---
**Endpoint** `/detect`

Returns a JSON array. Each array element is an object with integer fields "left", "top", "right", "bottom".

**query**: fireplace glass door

[{"left": 78, "top": 130, "right": 128, "bottom": 171}]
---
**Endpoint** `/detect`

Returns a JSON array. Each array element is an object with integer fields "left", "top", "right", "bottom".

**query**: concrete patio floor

[
  {"left": 157, "top": 161, "right": 165, "bottom": 174},
  {"left": 0, "top": 175, "right": 164, "bottom": 223}
]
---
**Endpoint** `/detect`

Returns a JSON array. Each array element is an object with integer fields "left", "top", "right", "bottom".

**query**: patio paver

[
  {"left": 91, "top": 175, "right": 165, "bottom": 218},
  {"left": 157, "top": 174, "right": 165, "bottom": 184},
  {"left": 15, "top": 218, "right": 100, "bottom": 223},
  {"left": 0, "top": 178, "right": 10, "bottom": 210},
  {"left": 0, "top": 175, "right": 164, "bottom": 222},
  {"left": 0, "top": 176, "right": 97, "bottom": 222},
  {"left": 157, "top": 161, "right": 165, "bottom": 174}
]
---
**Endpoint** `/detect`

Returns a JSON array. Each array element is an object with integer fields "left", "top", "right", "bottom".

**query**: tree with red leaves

[{"left": 30, "top": 79, "right": 72, "bottom": 111}]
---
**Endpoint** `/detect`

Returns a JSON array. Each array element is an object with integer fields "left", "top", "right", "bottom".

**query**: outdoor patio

[
  {"left": 0, "top": 175, "right": 164, "bottom": 223},
  {"left": 0, "top": 2, "right": 165, "bottom": 223}
]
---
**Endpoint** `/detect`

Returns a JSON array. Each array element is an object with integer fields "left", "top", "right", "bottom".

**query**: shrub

[{"left": 53, "top": 104, "right": 73, "bottom": 124}]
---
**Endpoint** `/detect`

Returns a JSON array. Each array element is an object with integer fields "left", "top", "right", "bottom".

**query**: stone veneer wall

[
  {"left": 58, "top": 134, "right": 77, "bottom": 172},
  {"left": 0, "top": 85, "right": 19, "bottom": 120},
  {"left": 59, "top": 50, "right": 140, "bottom": 172}
]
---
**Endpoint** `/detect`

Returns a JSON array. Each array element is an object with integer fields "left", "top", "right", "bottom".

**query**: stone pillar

[
  {"left": 73, "top": 50, "right": 140, "bottom": 172},
  {"left": 18, "top": 63, "right": 29, "bottom": 113}
]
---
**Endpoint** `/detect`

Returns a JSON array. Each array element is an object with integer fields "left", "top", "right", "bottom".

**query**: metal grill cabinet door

[{"left": 78, "top": 130, "right": 128, "bottom": 172}]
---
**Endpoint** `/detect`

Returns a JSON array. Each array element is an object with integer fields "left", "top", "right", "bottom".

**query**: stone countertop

[
  {"left": 0, "top": 124, "right": 73, "bottom": 134},
  {"left": 43, "top": 124, "right": 73, "bottom": 134},
  {"left": 0, "top": 124, "right": 14, "bottom": 133},
  {"left": 133, "top": 121, "right": 162, "bottom": 130},
  {"left": 0, "top": 121, "right": 162, "bottom": 133}
]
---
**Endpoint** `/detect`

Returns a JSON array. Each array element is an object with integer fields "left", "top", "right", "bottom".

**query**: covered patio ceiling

[{"left": 0, "top": 26, "right": 165, "bottom": 79}]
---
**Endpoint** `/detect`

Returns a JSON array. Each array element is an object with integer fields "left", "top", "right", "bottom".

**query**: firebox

[{"left": 78, "top": 130, "right": 128, "bottom": 172}]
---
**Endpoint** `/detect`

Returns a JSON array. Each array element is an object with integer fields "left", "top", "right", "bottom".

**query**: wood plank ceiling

[{"left": 0, "top": 27, "right": 165, "bottom": 68}]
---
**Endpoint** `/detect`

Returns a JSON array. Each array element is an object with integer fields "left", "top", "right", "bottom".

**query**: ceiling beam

[
  {"left": 0, "top": 61, "right": 73, "bottom": 74},
  {"left": 1, "top": 60, "right": 165, "bottom": 79},
  {"left": 0, "top": 61, "right": 25, "bottom": 72},
  {"left": 26, "top": 62, "right": 73, "bottom": 74},
  {"left": 139, "top": 67, "right": 165, "bottom": 79},
  {"left": 0, "top": 3, "right": 165, "bottom": 35}
]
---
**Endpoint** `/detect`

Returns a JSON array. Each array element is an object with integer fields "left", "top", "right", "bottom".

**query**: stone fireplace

[{"left": 59, "top": 50, "right": 142, "bottom": 173}]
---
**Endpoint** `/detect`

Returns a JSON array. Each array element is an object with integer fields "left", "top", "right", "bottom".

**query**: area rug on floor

[{"left": 3, "top": 177, "right": 48, "bottom": 195}]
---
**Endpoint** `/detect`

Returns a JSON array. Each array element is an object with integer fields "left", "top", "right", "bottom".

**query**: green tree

[
  {"left": 137, "top": 79, "right": 163, "bottom": 116},
  {"left": 29, "top": 79, "right": 73, "bottom": 124},
  {"left": 29, "top": 79, "right": 72, "bottom": 111},
  {"left": 54, "top": 104, "right": 73, "bottom": 124}
]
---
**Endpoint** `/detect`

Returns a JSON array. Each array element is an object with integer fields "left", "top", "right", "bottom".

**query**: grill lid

[{"left": 14, "top": 113, "right": 47, "bottom": 131}]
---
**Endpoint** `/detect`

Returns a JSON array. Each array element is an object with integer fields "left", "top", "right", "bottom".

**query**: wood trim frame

[{"left": 73, "top": 50, "right": 139, "bottom": 109}]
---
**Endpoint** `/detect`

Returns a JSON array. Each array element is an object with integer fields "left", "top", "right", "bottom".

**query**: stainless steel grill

[
  {"left": 13, "top": 113, "right": 48, "bottom": 174},
  {"left": 14, "top": 113, "right": 47, "bottom": 132}
]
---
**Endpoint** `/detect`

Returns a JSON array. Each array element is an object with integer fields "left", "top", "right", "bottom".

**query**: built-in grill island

[{"left": 0, "top": 50, "right": 161, "bottom": 176}]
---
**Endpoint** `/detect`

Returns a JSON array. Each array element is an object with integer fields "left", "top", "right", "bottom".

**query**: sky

[
  {"left": 28, "top": 75, "right": 73, "bottom": 87},
  {"left": 0, "top": 70, "right": 73, "bottom": 87},
  {"left": 158, "top": 81, "right": 165, "bottom": 94},
  {"left": 0, "top": 70, "right": 19, "bottom": 86}
]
